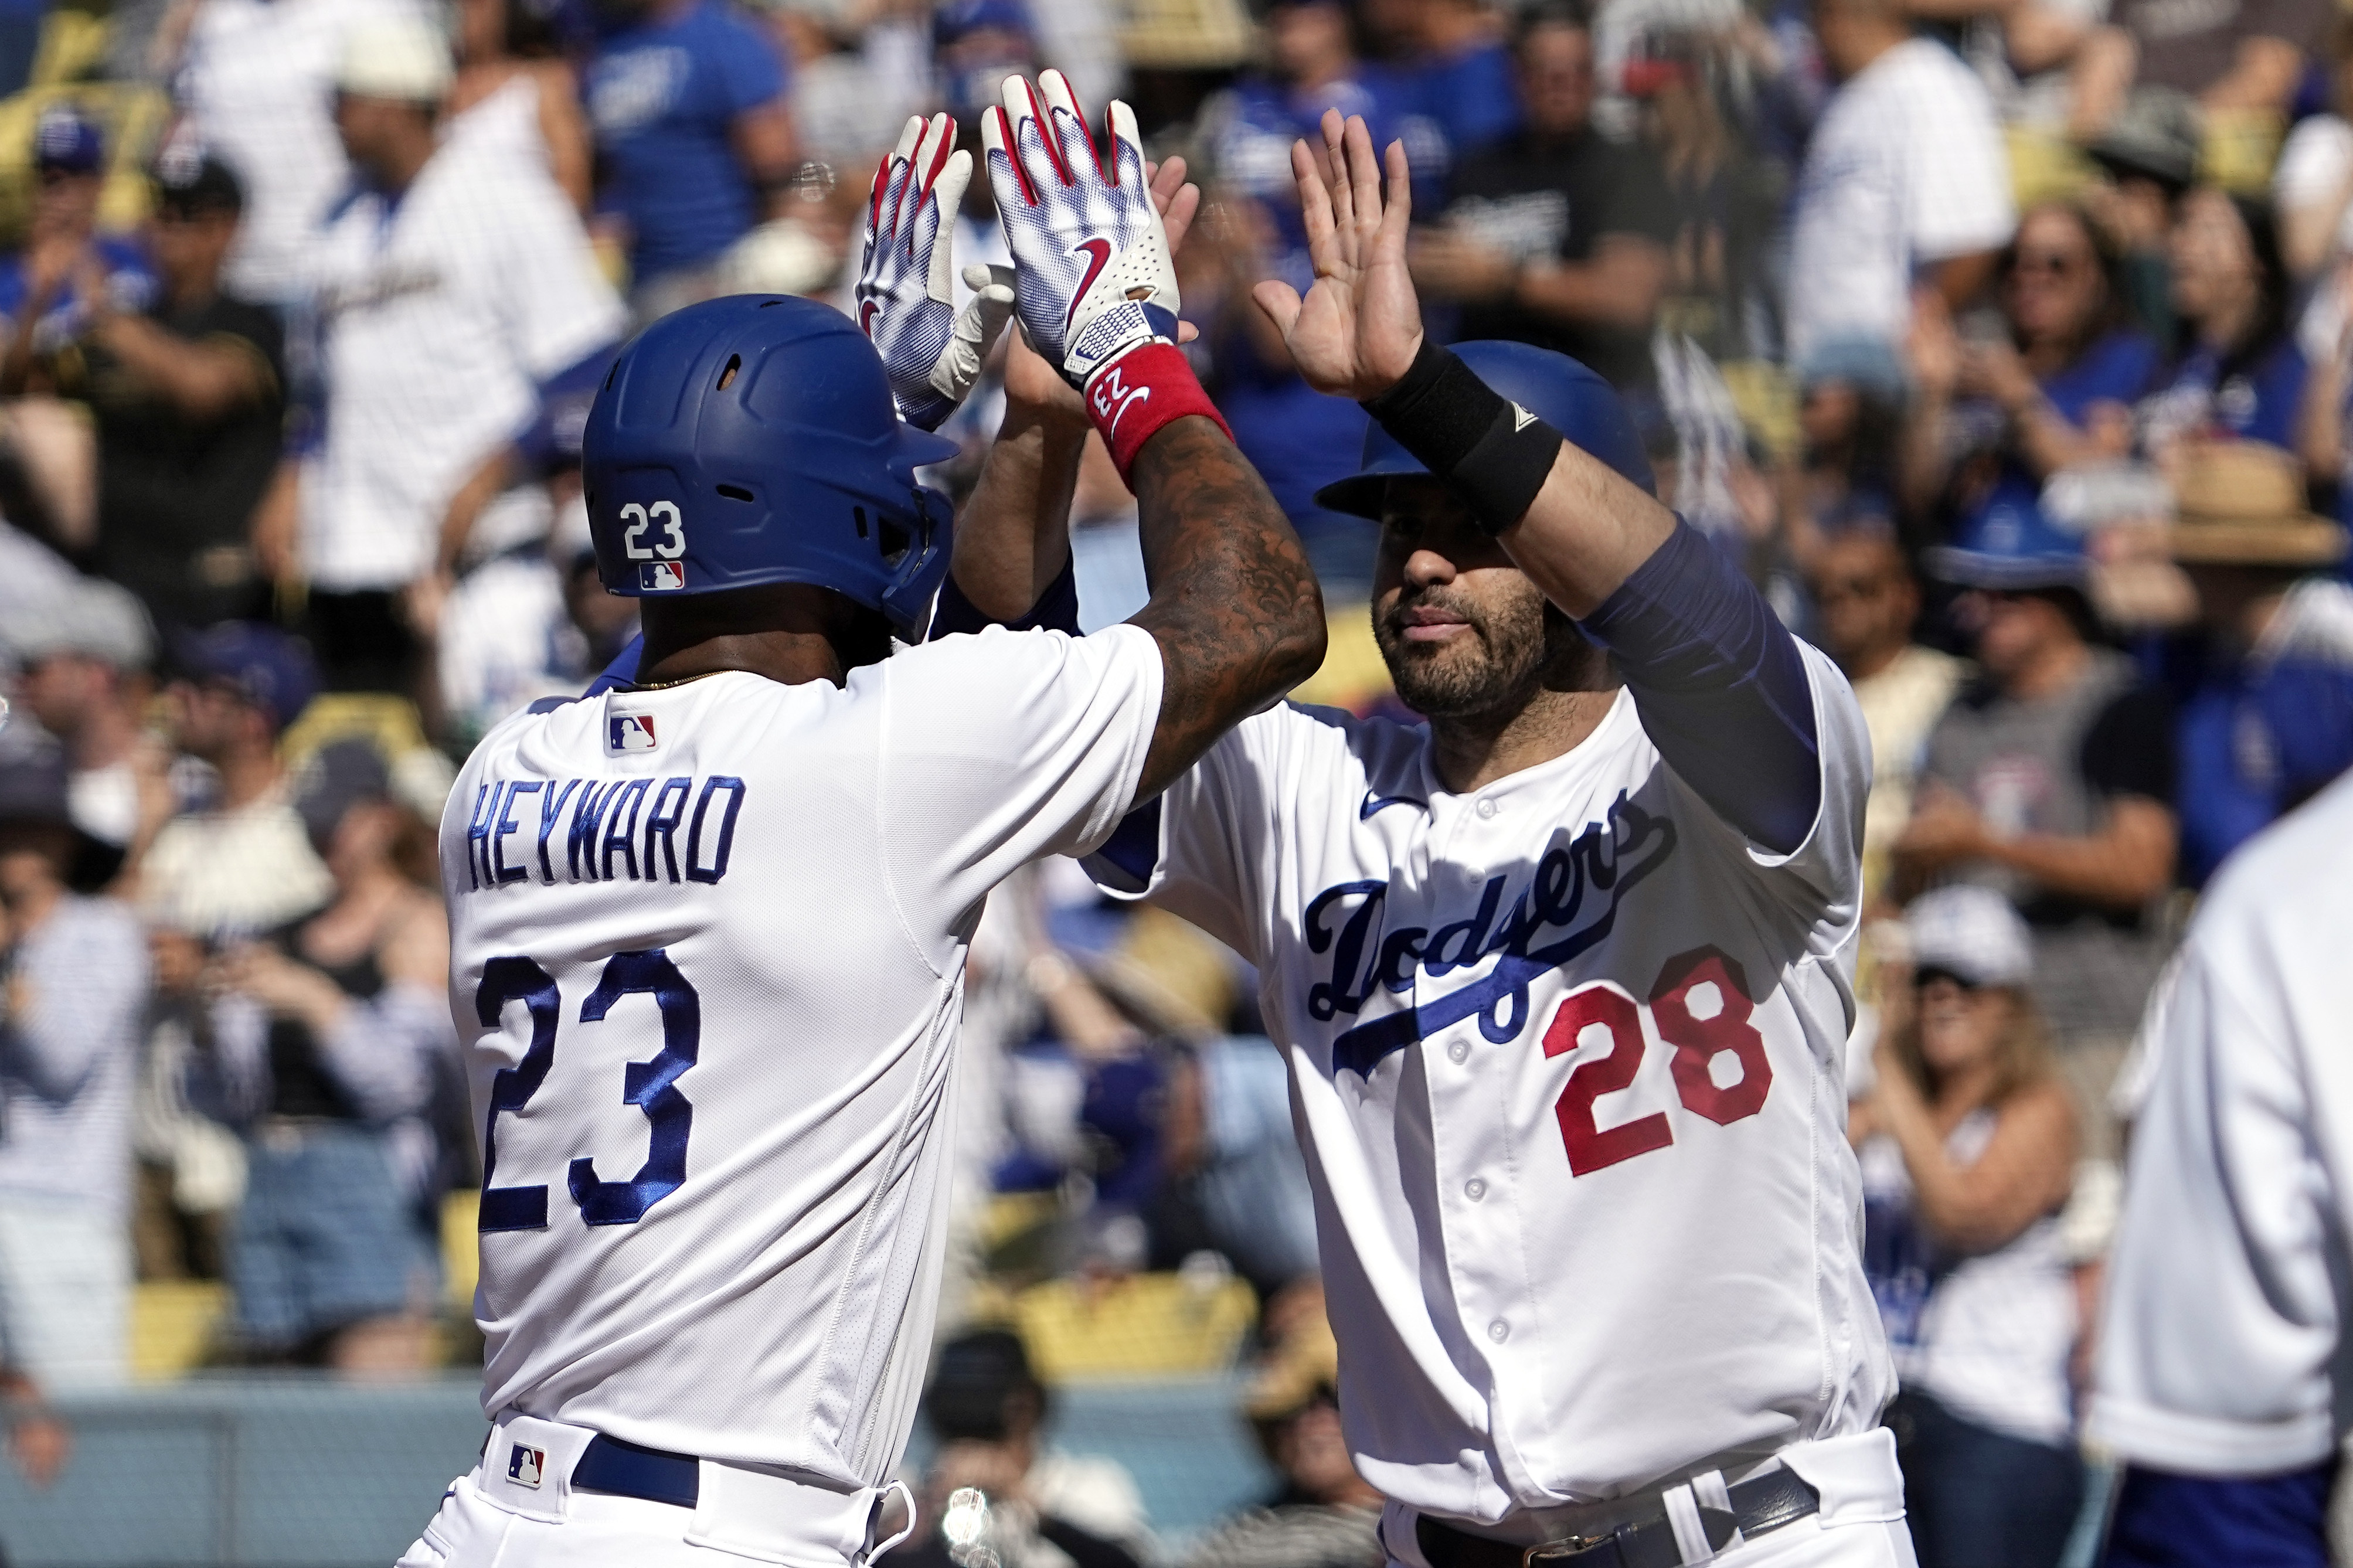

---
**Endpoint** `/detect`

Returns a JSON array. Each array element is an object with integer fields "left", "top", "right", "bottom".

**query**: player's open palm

[
  {"left": 855, "top": 112, "right": 1015, "bottom": 431},
  {"left": 1253, "top": 110, "right": 1424, "bottom": 402}
]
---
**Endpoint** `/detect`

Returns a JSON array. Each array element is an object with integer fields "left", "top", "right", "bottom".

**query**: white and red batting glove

[
  {"left": 855, "top": 112, "right": 1015, "bottom": 432},
  {"left": 982, "top": 70, "right": 1229, "bottom": 477}
]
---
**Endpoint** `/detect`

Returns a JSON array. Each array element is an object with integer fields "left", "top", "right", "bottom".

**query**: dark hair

[
  {"left": 1514, "top": 0, "right": 1590, "bottom": 51},
  {"left": 2179, "top": 190, "right": 2293, "bottom": 383},
  {"left": 2000, "top": 202, "right": 2126, "bottom": 364},
  {"left": 924, "top": 1329, "right": 1045, "bottom": 1443}
]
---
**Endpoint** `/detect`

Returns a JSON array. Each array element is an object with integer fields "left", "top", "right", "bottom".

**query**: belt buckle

[{"left": 1522, "top": 1535, "right": 1603, "bottom": 1567}]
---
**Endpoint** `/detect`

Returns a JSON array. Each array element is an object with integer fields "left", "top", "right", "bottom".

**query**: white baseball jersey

[
  {"left": 2090, "top": 769, "right": 2353, "bottom": 1477},
  {"left": 439, "top": 625, "right": 1161, "bottom": 1478},
  {"left": 302, "top": 128, "right": 624, "bottom": 592},
  {"left": 1090, "top": 648, "right": 1893, "bottom": 1520}
]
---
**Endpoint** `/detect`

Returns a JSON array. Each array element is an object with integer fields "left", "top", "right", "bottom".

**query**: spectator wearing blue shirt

[
  {"left": 1397, "top": 0, "right": 1520, "bottom": 154},
  {"left": 585, "top": 0, "right": 795, "bottom": 321},
  {"left": 0, "top": 106, "right": 158, "bottom": 399},
  {"left": 1194, "top": 0, "right": 1444, "bottom": 593},
  {"left": 2139, "top": 188, "right": 2311, "bottom": 457},
  {"left": 1905, "top": 203, "right": 2161, "bottom": 549},
  {"left": 2147, "top": 442, "right": 2353, "bottom": 885}
]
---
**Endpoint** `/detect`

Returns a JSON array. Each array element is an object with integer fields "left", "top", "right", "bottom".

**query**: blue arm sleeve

[
  {"left": 926, "top": 560, "right": 1082, "bottom": 639},
  {"left": 1577, "top": 518, "right": 1821, "bottom": 855}
]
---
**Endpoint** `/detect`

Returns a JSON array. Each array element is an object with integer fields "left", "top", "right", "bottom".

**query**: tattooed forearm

[{"left": 1126, "top": 416, "right": 1327, "bottom": 800}]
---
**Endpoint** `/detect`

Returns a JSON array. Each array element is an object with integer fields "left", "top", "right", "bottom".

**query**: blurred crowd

[{"left": 2, "top": 0, "right": 2353, "bottom": 1555}]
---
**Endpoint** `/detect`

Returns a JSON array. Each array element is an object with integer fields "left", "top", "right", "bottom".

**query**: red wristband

[{"left": 1083, "top": 342, "right": 1233, "bottom": 481}]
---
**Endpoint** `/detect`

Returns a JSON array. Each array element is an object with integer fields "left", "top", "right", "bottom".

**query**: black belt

[
  {"left": 571, "top": 1433, "right": 702, "bottom": 1508},
  {"left": 1417, "top": 1468, "right": 1820, "bottom": 1568}
]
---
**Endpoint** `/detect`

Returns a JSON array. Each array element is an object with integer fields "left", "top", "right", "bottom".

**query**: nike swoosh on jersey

[{"left": 1359, "top": 790, "right": 1425, "bottom": 819}]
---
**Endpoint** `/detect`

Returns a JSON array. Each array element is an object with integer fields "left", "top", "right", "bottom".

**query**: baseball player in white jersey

[
  {"left": 400, "top": 93, "right": 1325, "bottom": 1567},
  {"left": 942, "top": 106, "right": 1908, "bottom": 1568},
  {"left": 2087, "top": 769, "right": 2353, "bottom": 1567}
]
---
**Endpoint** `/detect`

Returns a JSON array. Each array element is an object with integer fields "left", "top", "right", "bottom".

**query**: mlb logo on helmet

[
  {"left": 641, "top": 561, "right": 686, "bottom": 591},
  {"left": 508, "top": 1444, "right": 546, "bottom": 1489},
  {"left": 608, "top": 714, "right": 658, "bottom": 754}
]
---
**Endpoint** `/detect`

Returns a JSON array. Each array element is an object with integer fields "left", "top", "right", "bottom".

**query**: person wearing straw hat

[{"left": 2153, "top": 439, "right": 2353, "bottom": 886}]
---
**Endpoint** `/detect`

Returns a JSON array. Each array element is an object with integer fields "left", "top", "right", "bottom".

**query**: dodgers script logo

[
  {"left": 608, "top": 714, "right": 658, "bottom": 754},
  {"left": 508, "top": 1444, "right": 546, "bottom": 1489},
  {"left": 1305, "top": 790, "right": 1676, "bottom": 1077}
]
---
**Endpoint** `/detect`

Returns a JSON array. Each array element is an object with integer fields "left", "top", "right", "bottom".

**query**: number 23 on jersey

[{"left": 474, "top": 949, "right": 702, "bottom": 1231}]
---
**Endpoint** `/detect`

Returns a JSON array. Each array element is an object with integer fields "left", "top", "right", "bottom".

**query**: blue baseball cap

[
  {"left": 1926, "top": 499, "right": 2089, "bottom": 591},
  {"left": 33, "top": 106, "right": 104, "bottom": 175},
  {"left": 172, "top": 622, "right": 319, "bottom": 734}
]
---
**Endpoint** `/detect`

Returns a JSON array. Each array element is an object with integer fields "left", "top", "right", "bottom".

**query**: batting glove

[
  {"left": 982, "top": 72, "right": 1183, "bottom": 392},
  {"left": 855, "top": 112, "right": 1015, "bottom": 432}
]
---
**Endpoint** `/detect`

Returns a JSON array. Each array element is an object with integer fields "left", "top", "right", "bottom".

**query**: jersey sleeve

[
  {"left": 2089, "top": 929, "right": 2342, "bottom": 1474},
  {"left": 876, "top": 624, "right": 1165, "bottom": 952}
]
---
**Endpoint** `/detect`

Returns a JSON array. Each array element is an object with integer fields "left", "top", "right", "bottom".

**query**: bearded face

[{"left": 1369, "top": 478, "right": 1604, "bottom": 717}]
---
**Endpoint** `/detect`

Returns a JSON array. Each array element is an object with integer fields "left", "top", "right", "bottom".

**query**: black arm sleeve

[
  {"left": 1576, "top": 517, "right": 1822, "bottom": 854},
  {"left": 927, "top": 560, "right": 1082, "bottom": 640}
]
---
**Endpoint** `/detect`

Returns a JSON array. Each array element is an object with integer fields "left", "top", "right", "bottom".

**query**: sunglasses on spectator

[{"left": 1913, "top": 965, "right": 1987, "bottom": 994}]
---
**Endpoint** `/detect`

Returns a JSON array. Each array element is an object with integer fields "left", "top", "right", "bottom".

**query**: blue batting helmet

[
  {"left": 1313, "top": 341, "right": 1655, "bottom": 518},
  {"left": 583, "top": 295, "right": 960, "bottom": 638}
]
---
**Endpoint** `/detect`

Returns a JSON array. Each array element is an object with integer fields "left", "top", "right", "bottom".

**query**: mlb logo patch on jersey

[
  {"left": 641, "top": 561, "right": 687, "bottom": 591},
  {"left": 507, "top": 1444, "right": 546, "bottom": 1489},
  {"left": 608, "top": 713, "right": 658, "bottom": 754}
]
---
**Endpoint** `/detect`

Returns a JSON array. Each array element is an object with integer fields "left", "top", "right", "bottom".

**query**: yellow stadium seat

[
  {"left": 1014, "top": 1271, "right": 1257, "bottom": 1381},
  {"left": 130, "top": 1280, "right": 227, "bottom": 1380}
]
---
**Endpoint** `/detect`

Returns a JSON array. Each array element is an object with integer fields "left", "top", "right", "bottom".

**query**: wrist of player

[
  {"left": 1361, "top": 337, "right": 1563, "bottom": 535},
  {"left": 1081, "top": 338, "right": 1230, "bottom": 479}
]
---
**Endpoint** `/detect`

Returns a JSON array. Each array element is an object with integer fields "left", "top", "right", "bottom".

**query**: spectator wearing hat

[
  {"left": 135, "top": 621, "right": 331, "bottom": 938},
  {"left": 1180, "top": 1284, "right": 1384, "bottom": 1568},
  {"left": 1895, "top": 519, "right": 2175, "bottom": 1155},
  {"left": 890, "top": 1329, "right": 1149, "bottom": 1568},
  {"left": 1851, "top": 885, "right": 2083, "bottom": 1568},
  {"left": 583, "top": 0, "right": 796, "bottom": 321},
  {"left": 257, "top": 14, "right": 624, "bottom": 698},
  {"left": 191, "top": 739, "right": 453, "bottom": 1370},
  {"left": 0, "top": 743, "right": 149, "bottom": 1389},
  {"left": 77, "top": 151, "right": 285, "bottom": 637},
  {"left": 1411, "top": 2, "right": 1674, "bottom": 397},
  {"left": 0, "top": 105, "right": 158, "bottom": 387},
  {"left": 2083, "top": 88, "right": 2201, "bottom": 346},
  {"left": 171, "top": 0, "right": 432, "bottom": 306},
  {"left": 2138, "top": 189, "right": 2309, "bottom": 461},
  {"left": 2142, "top": 442, "right": 2353, "bottom": 885},
  {"left": 1786, "top": 0, "right": 2014, "bottom": 364},
  {"left": 5, "top": 577, "right": 161, "bottom": 889}
]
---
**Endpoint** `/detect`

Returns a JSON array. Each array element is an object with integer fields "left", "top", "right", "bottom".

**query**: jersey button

[
  {"left": 1447, "top": 1040, "right": 1469, "bottom": 1064},
  {"left": 1475, "top": 798, "right": 1498, "bottom": 819},
  {"left": 1464, "top": 1178, "right": 1487, "bottom": 1201},
  {"left": 1487, "top": 1319, "right": 1509, "bottom": 1343}
]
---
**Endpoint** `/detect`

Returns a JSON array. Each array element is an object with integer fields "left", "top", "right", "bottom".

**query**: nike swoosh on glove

[
  {"left": 981, "top": 70, "right": 1180, "bottom": 392},
  {"left": 855, "top": 111, "right": 1015, "bottom": 431}
]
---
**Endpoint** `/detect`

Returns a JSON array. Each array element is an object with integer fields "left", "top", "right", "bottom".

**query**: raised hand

[
  {"left": 855, "top": 112, "right": 1015, "bottom": 431},
  {"left": 1252, "top": 110, "right": 1424, "bottom": 402},
  {"left": 982, "top": 70, "right": 1181, "bottom": 392}
]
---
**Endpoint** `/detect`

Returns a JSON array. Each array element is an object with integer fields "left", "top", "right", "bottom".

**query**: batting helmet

[
  {"left": 1312, "top": 341, "right": 1655, "bottom": 519},
  {"left": 583, "top": 295, "right": 960, "bottom": 639}
]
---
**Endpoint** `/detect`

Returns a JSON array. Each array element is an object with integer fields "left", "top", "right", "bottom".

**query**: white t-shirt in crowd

[
  {"left": 300, "top": 131, "right": 624, "bottom": 593},
  {"left": 2276, "top": 114, "right": 2353, "bottom": 266},
  {"left": 1786, "top": 37, "right": 2015, "bottom": 360},
  {"left": 2091, "top": 770, "right": 2353, "bottom": 1476},
  {"left": 175, "top": 0, "right": 426, "bottom": 303}
]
